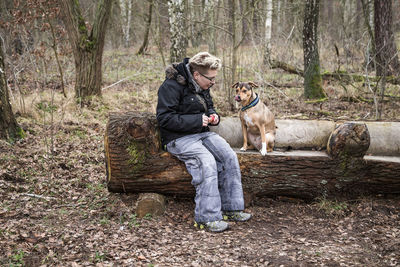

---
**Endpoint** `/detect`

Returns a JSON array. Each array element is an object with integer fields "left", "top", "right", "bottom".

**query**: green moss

[
  {"left": 16, "top": 127, "right": 26, "bottom": 139},
  {"left": 126, "top": 141, "right": 146, "bottom": 172},
  {"left": 305, "top": 98, "right": 328, "bottom": 104},
  {"left": 7, "top": 126, "right": 25, "bottom": 144},
  {"left": 304, "top": 56, "right": 326, "bottom": 100}
]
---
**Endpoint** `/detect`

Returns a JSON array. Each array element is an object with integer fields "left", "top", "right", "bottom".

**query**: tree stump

[{"left": 136, "top": 193, "right": 166, "bottom": 218}]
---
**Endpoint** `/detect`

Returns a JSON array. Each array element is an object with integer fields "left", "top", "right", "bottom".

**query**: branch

[{"left": 270, "top": 59, "right": 400, "bottom": 85}]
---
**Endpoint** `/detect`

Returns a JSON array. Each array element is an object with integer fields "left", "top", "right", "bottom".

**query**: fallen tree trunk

[
  {"left": 104, "top": 112, "right": 400, "bottom": 199},
  {"left": 270, "top": 59, "right": 400, "bottom": 85}
]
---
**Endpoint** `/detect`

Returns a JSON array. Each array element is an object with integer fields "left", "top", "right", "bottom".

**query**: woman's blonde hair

[{"left": 189, "top": 52, "right": 221, "bottom": 74}]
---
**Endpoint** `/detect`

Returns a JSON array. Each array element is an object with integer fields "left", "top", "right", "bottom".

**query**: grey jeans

[{"left": 166, "top": 132, "right": 244, "bottom": 222}]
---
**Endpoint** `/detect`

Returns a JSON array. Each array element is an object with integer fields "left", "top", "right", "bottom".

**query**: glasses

[{"left": 198, "top": 72, "right": 216, "bottom": 82}]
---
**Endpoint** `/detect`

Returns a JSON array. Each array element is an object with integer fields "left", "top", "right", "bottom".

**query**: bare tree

[
  {"left": 302, "top": 0, "right": 325, "bottom": 99},
  {"left": 374, "top": 0, "right": 400, "bottom": 76},
  {"left": 119, "top": 0, "right": 133, "bottom": 48},
  {"left": 169, "top": 0, "right": 187, "bottom": 63},
  {"left": 137, "top": 0, "right": 154, "bottom": 55},
  {"left": 0, "top": 38, "right": 19, "bottom": 141},
  {"left": 263, "top": 0, "right": 273, "bottom": 64},
  {"left": 229, "top": 0, "right": 238, "bottom": 85},
  {"left": 361, "top": 0, "right": 376, "bottom": 69},
  {"left": 204, "top": 0, "right": 217, "bottom": 55},
  {"left": 58, "top": 0, "right": 113, "bottom": 101}
]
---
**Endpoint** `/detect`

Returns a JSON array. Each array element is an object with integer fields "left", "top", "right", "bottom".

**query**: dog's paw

[
  {"left": 240, "top": 147, "right": 247, "bottom": 151},
  {"left": 260, "top": 149, "right": 267, "bottom": 156}
]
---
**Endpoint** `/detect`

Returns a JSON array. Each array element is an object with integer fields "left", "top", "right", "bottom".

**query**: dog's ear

[
  {"left": 247, "top": 81, "right": 259, "bottom": 88},
  {"left": 231, "top": 82, "right": 240, "bottom": 89}
]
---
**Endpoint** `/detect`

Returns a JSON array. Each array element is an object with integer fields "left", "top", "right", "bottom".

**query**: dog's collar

[{"left": 241, "top": 93, "right": 259, "bottom": 111}]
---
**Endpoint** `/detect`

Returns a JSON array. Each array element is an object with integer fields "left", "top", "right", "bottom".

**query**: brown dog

[{"left": 233, "top": 81, "right": 276, "bottom": 156}]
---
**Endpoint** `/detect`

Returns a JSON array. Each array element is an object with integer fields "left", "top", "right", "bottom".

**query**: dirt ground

[{"left": 1, "top": 77, "right": 400, "bottom": 266}]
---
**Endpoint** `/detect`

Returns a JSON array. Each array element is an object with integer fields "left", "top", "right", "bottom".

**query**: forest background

[{"left": 0, "top": 0, "right": 400, "bottom": 266}]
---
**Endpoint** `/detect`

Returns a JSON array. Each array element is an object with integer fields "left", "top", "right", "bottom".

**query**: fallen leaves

[{"left": 1, "top": 119, "right": 400, "bottom": 266}]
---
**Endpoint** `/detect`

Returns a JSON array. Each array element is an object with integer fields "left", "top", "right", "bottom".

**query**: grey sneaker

[
  {"left": 223, "top": 211, "right": 252, "bottom": 222},
  {"left": 194, "top": 220, "right": 229, "bottom": 232}
]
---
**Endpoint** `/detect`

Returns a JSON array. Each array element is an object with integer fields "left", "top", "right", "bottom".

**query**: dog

[{"left": 233, "top": 81, "right": 276, "bottom": 156}]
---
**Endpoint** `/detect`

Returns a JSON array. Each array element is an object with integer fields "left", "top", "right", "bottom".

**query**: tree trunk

[
  {"left": 302, "top": 0, "right": 325, "bottom": 99},
  {"left": 104, "top": 112, "right": 400, "bottom": 199},
  {"left": 137, "top": 0, "right": 153, "bottom": 55},
  {"left": 229, "top": 0, "right": 238, "bottom": 86},
  {"left": 263, "top": 0, "right": 273, "bottom": 64},
  {"left": 239, "top": 0, "right": 250, "bottom": 44},
  {"left": 119, "top": 0, "right": 133, "bottom": 48},
  {"left": 205, "top": 0, "right": 217, "bottom": 55},
  {"left": 360, "top": 0, "right": 376, "bottom": 69},
  {"left": 251, "top": 0, "right": 261, "bottom": 43},
  {"left": 169, "top": 0, "right": 187, "bottom": 63},
  {"left": 154, "top": 1, "right": 167, "bottom": 67},
  {"left": 0, "top": 39, "right": 19, "bottom": 141},
  {"left": 58, "top": 0, "right": 113, "bottom": 101},
  {"left": 374, "top": 0, "right": 400, "bottom": 76}
]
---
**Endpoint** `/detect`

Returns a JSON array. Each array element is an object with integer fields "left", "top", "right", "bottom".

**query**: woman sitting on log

[{"left": 156, "top": 52, "right": 251, "bottom": 232}]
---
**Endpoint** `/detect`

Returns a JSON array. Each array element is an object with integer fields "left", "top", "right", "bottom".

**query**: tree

[
  {"left": 137, "top": 0, "right": 154, "bottom": 55},
  {"left": 263, "top": 0, "right": 273, "bottom": 64},
  {"left": 0, "top": 38, "right": 19, "bottom": 141},
  {"left": 204, "top": 0, "right": 217, "bottom": 55},
  {"left": 58, "top": 0, "right": 113, "bottom": 101},
  {"left": 229, "top": 0, "right": 238, "bottom": 85},
  {"left": 119, "top": 0, "right": 133, "bottom": 48},
  {"left": 302, "top": 0, "right": 325, "bottom": 99},
  {"left": 168, "top": 0, "right": 187, "bottom": 63},
  {"left": 361, "top": 0, "right": 376, "bottom": 69},
  {"left": 374, "top": 0, "right": 400, "bottom": 76}
]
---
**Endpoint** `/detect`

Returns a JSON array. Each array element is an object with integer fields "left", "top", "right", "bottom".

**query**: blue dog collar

[{"left": 241, "top": 93, "right": 259, "bottom": 112}]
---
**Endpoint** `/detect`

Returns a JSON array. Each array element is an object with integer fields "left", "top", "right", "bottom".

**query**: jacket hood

[{"left": 165, "top": 58, "right": 190, "bottom": 86}]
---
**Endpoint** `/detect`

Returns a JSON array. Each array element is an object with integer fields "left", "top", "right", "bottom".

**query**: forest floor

[{"left": 1, "top": 49, "right": 400, "bottom": 266}]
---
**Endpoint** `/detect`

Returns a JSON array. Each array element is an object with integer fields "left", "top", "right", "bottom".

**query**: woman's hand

[
  {"left": 209, "top": 114, "right": 219, "bottom": 125},
  {"left": 202, "top": 114, "right": 209, "bottom": 126}
]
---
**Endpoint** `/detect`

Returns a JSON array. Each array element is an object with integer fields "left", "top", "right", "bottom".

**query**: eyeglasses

[{"left": 198, "top": 72, "right": 216, "bottom": 82}]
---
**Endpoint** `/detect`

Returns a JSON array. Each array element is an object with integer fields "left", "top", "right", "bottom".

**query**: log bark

[{"left": 104, "top": 112, "right": 400, "bottom": 199}]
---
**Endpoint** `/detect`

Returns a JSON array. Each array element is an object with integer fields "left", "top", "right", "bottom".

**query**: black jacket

[{"left": 156, "top": 58, "right": 219, "bottom": 147}]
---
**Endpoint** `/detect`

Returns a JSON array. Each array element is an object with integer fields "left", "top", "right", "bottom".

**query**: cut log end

[
  {"left": 327, "top": 122, "right": 370, "bottom": 159},
  {"left": 136, "top": 193, "right": 166, "bottom": 218}
]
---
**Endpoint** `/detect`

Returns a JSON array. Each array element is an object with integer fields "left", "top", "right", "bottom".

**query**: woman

[{"left": 156, "top": 52, "right": 251, "bottom": 232}]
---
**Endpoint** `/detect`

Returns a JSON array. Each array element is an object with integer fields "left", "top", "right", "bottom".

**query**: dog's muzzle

[{"left": 234, "top": 95, "right": 241, "bottom": 102}]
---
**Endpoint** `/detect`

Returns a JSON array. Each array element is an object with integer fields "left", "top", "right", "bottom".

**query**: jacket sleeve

[{"left": 156, "top": 82, "right": 203, "bottom": 133}]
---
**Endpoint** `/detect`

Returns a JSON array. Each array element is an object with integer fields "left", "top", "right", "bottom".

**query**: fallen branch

[
  {"left": 101, "top": 72, "right": 144, "bottom": 91},
  {"left": 270, "top": 59, "right": 400, "bottom": 85}
]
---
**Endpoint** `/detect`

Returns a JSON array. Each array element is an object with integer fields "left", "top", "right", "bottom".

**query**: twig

[
  {"left": 263, "top": 81, "right": 290, "bottom": 100},
  {"left": 101, "top": 72, "right": 143, "bottom": 91}
]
